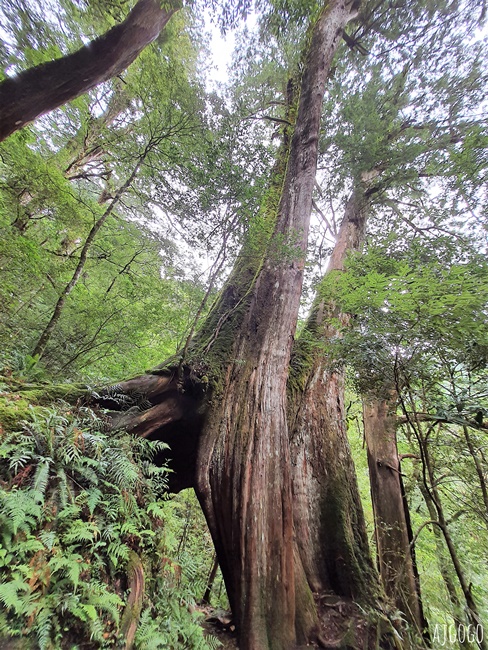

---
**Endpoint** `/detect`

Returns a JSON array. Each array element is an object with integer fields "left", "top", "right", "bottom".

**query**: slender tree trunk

[
  {"left": 0, "top": 0, "right": 178, "bottom": 141},
  {"left": 417, "top": 479, "right": 475, "bottom": 650},
  {"left": 363, "top": 393, "right": 427, "bottom": 636},
  {"left": 450, "top": 387, "right": 488, "bottom": 527},
  {"left": 402, "top": 396, "right": 487, "bottom": 650},
  {"left": 203, "top": 554, "right": 219, "bottom": 605},
  {"left": 461, "top": 424, "right": 488, "bottom": 530},
  {"left": 63, "top": 81, "right": 131, "bottom": 180},
  {"left": 32, "top": 160, "right": 142, "bottom": 359},
  {"left": 421, "top": 457, "right": 487, "bottom": 649}
]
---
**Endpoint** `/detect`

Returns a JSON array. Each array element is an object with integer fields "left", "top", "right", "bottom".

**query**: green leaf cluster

[
  {"left": 0, "top": 403, "right": 218, "bottom": 649},
  {"left": 324, "top": 239, "right": 488, "bottom": 395}
]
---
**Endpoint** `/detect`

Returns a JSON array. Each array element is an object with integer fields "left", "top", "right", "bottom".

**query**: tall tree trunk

[
  {"left": 191, "top": 3, "right": 361, "bottom": 648},
  {"left": 288, "top": 180, "right": 378, "bottom": 601},
  {"left": 96, "top": 166, "right": 385, "bottom": 648},
  {"left": 363, "top": 393, "right": 427, "bottom": 636},
  {"left": 0, "top": 0, "right": 178, "bottom": 141}
]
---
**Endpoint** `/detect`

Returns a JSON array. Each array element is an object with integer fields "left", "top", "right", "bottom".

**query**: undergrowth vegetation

[{"left": 0, "top": 400, "right": 222, "bottom": 649}]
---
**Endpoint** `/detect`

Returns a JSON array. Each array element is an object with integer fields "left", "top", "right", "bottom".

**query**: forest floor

[{"left": 203, "top": 594, "right": 393, "bottom": 649}]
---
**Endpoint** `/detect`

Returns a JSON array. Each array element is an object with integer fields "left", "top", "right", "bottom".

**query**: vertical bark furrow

[{"left": 194, "top": 2, "right": 361, "bottom": 648}]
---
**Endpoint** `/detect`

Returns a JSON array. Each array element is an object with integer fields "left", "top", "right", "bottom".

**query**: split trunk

[{"left": 97, "top": 2, "right": 365, "bottom": 647}]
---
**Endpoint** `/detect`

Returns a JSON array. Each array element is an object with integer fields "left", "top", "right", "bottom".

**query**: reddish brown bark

[
  {"left": 192, "top": 3, "right": 361, "bottom": 648},
  {"left": 363, "top": 394, "right": 427, "bottom": 635},
  {"left": 288, "top": 185, "right": 378, "bottom": 602},
  {"left": 0, "top": 0, "right": 178, "bottom": 141},
  {"left": 96, "top": 171, "right": 385, "bottom": 648}
]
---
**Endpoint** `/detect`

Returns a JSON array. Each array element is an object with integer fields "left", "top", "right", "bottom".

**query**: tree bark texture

[
  {"left": 0, "top": 0, "right": 178, "bottom": 141},
  {"left": 120, "top": 551, "right": 145, "bottom": 650},
  {"left": 191, "top": 3, "right": 361, "bottom": 648},
  {"left": 288, "top": 185, "right": 378, "bottom": 602},
  {"left": 363, "top": 394, "right": 427, "bottom": 635}
]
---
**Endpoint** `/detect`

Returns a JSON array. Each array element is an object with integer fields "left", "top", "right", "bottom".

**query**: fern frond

[
  {"left": 102, "top": 448, "right": 140, "bottom": 490},
  {"left": 48, "top": 553, "right": 87, "bottom": 588},
  {"left": 35, "top": 606, "right": 54, "bottom": 650},
  {"left": 0, "top": 579, "right": 31, "bottom": 615},
  {"left": 62, "top": 519, "right": 100, "bottom": 545},
  {"left": 55, "top": 467, "right": 72, "bottom": 509},
  {"left": 1, "top": 488, "right": 42, "bottom": 534},
  {"left": 146, "top": 502, "right": 167, "bottom": 519},
  {"left": 32, "top": 459, "right": 51, "bottom": 499},
  {"left": 8, "top": 448, "right": 34, "bottom": 475},
  {"left": 82, "top": 487, "right": 103, "bottom": 515},
  {"left": 106, "top": 541, "right": 130, "bottom": 568},
  {"left": 39, "top": 530, "right": 57, "bottom": 551},
  {"left": 86, "top": 587, "right": 123, "bottom": 624},
  {"left": 57, "top": 503, "right": 82, "bottom": 520}
]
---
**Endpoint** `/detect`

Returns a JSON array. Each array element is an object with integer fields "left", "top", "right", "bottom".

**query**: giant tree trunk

[
  {"left": 288, "top": 182, "right": 379, "bottom": 603},
  {"left": 363, "top": 393, "right": 427, "bottom": 636},
  {"left": 86, "top": 2, "right": 386, "bottom": 646},
  {"left": 0, "top": 0, "right": 178, "bottom": 141},
  {"left": 97, "top": 167, "right": 383, "bottom": 649},
  {"left": 190, "top": 3, "right": 361, "bottom": 648}
]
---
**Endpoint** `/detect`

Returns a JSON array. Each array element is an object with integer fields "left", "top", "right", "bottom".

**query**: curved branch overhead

[{"left": 0, "top": 0, "right": 179, "bottom": 141}]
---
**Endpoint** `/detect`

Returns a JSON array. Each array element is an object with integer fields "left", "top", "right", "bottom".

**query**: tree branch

[{"left": 0, "top": 0, "right": 179, "bottom": 141}]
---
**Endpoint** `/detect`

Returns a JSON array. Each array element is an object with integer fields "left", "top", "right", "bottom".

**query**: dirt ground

[{"left": 203, "top": 593, "right": 397, "bottom": 650}]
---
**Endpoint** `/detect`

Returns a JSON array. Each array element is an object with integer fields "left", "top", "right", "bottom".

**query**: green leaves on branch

[{"left": 323, "top": 241, "right": 488, "bottom": 394}]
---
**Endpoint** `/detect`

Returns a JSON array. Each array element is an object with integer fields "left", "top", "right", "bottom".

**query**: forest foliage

[{"left": 0, "top": 0, "right": 487, "bottom": 648}]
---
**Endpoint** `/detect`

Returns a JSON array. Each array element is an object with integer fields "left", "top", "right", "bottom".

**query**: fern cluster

[{"left": 0, "top": 402, "right": 220, "bottom": 649}]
